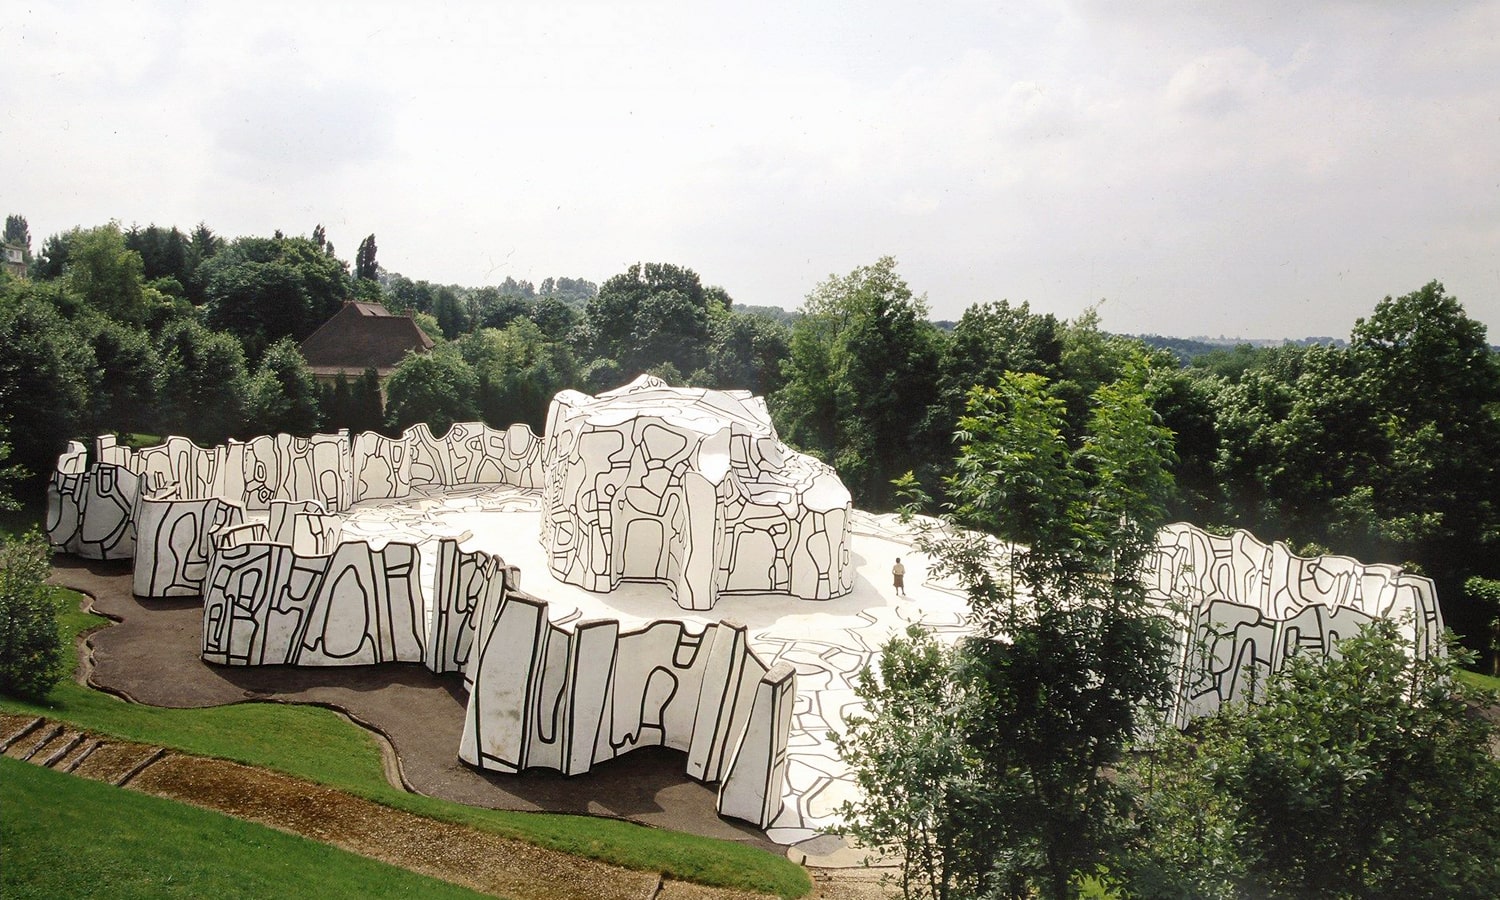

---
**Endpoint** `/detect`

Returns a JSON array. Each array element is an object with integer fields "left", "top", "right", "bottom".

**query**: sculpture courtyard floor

[{"left": 59, "top": 484, "right": 975, "bottom": 861}]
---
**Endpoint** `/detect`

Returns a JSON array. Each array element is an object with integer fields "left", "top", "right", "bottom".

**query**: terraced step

[
  {"left": 57, "top": 737, "right": 105, "bottom": 773},
  {"left": 8, "top": 723, "right": 63, "bottom": 762},
  {"left": 71, "top": 741, "right": 166, "bottom": 785},
  {"left": 39, "top": 730, "right": 89, "bottom": 768},
  {"left": 0, "top": 714, "right": 44, "bottom": 753}
]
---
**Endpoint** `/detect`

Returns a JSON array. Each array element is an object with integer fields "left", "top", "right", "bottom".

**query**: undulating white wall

[{"left": 1145, "top": 522, "right": 1444, "bottom": 723}]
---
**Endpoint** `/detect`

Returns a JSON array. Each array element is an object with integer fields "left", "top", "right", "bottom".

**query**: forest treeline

[{"left": 1, "top": 215, "right": 1496, "bottom": 652}]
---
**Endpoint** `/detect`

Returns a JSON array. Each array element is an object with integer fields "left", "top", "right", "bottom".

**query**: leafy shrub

[{"left": 0, "top": 531, "right": 63, "bottom": 700}]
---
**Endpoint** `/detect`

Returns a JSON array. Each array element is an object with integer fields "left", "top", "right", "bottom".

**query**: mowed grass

[
  {"left": 1457, "top": 667, "right": 1500, "bottom": 693},
  {"left": 0, "top": 587, "right": 813, "bottom": 898},
  {"left": 0, "top": 756, "right": 495, "bottom": 900}
]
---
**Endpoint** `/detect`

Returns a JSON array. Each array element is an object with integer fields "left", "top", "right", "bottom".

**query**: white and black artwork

[
  {"left": 541, "top": 375, "right": 854, "bottom": 610},
  {"left": 44, "top": 381, "right": 1451, "bottom": 842},
  {"left": 1146, "top": 522, "right": 1444, "bottom": 724}
]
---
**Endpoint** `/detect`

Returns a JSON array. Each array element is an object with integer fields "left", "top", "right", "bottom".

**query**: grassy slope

[
  {"left": 0, "top": 588, "right": 811, "bottom": 899},
  {"left": 1, "top": 756, "right": 495, "bottom": 900},
  {"left": 1456, "top": 668, "right": 1500, "bottom": 693}
]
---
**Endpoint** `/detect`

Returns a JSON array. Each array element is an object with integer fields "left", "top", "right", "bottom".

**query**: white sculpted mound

[{"left": 541, "top": 376, "right": 854, "bottom": 610}]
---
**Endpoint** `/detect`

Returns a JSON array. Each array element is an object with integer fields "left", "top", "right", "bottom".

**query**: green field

[
  {"left": 1, "top": 756, "right": 495, "bottom": 900},
  {"left": 0, "top": 587, "right": 811, "bottom": 898}
]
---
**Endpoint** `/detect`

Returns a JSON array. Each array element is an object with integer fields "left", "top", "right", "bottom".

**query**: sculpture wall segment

[
  {"left": 201, "top": 523, "right": 426, "bottom": 668},
  {"left": 49, "top": 423, "right": 545, "bottom": 598},
  {"left": 46, "top": 440, "right": 140, "bottom": 560},
  {"left": 540, "top": 376, "right": 854, "bottom": 611},
  {"left": 1145, "top": 522, "right": 1444, "bottom": 724},
  {"left": 457, "top": 589, "right": 795, "bottom": 828}
]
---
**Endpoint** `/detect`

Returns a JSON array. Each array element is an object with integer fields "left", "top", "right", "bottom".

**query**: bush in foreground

[
  {"left": 1124, "top": 621, "right": 1500, "bottom": 898},
  {"left": 0, "top": 531, "right": 62, "bottom": 701}
]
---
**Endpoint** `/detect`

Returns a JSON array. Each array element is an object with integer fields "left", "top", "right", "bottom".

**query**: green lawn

[
  {"left": 1, "top": 756, "right": 496, "bottom": 900},
  {"left": 0, "top": 587, "right": 812, "bottom": 898},
  {"left": 1456, "top": 668, "right": 1500, "bottom": 693}
]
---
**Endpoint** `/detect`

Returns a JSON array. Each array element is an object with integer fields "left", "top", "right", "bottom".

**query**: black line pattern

[
  {"left": 457, "top": 583, "right": 795, "bottom": 828},
  {"left": 1145, "top": 522, "right": 1445, "bottom": 725},
  {"left": 540, "top": 376, "right": 854, "bottom": 610}
]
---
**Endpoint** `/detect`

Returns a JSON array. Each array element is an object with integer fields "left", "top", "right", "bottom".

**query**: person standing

[{"left": 892, "top": 558, "right": 906, "bottom": 597}]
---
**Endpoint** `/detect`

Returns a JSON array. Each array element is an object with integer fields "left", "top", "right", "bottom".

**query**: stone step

[{"left": 58, "top": 737, "right": 105, "bottom": 773}]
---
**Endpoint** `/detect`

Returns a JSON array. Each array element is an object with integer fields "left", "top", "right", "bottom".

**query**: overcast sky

[{"left": 4, "top": 1, "right": 1498, "bottom": 338}]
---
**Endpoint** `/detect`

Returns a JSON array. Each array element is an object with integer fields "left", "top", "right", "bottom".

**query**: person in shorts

[{"left": 892, "top": 558, "right": 906, "bottom": 597}]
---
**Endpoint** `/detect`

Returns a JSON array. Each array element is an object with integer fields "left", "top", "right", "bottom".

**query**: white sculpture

[
  {"left": 46, "top": 381, "right": 1449, "bottom": 841},
  {"left": 201, "top": 515, "right": 425, "bottom": 667},
  {"left": 456, "top": 578, "right": 796, "bottom": 828},
  {"left": 540, "top": 375, "right": 854, "bottom": 610},
  {"left": 1145, "top": 522, "right": 1444, "bottom": 724}
]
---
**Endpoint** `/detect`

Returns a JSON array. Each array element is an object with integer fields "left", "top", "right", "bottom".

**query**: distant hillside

[{"left": 1130, "top": 333, "right": 1347, "bottom": 364}]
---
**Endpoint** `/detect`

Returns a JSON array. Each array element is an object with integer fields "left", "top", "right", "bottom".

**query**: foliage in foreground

[
  {"left": 837, "top": 362, "right": 1178, "bottom": 900},
  {"left": 0, "top": 756, "right": 492, "bottom": 900},
  {"left": 0, "top": 531, "right": 62, "bottom": 700},
  {"left": 1123, "top": 621, "right": 1500, "bottom": 898},
  {"left": 0, "top": 588, "right": 811, "bottom": 899}
]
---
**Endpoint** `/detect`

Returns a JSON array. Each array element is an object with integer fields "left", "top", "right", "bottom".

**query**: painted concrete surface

[{"left": 336, "top": 483, "right": 972, "bottom": 846}]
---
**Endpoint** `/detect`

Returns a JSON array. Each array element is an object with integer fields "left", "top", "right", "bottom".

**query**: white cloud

[{"left": 2, "top": 0, "right": 1498, "bottom": 339}]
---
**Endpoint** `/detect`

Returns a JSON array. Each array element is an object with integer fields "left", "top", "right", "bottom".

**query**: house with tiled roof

[{"left": 298, "top": 301, "right": 433, "bottom": 393}]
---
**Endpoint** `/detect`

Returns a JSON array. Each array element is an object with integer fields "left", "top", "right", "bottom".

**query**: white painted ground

[{"left": 336, "top": 483, "right": 975, "bottom": 848}]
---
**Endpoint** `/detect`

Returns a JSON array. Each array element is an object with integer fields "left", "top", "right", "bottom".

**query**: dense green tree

[
  {"left": 538, "top": 275, "right": 597, "bottom": 306},
  {"left": 587, "top": 263, "right": 717, "bottom": 377},
  {"left": 384, "top": 273, "right": 437, "bottom": 314},
  {"left": 384, "top": 346, "right": 477, "bottom": 436},
  {"left": 124, "top": 223, "right": 193, "bottom": 286},
  {"left": 473, "top": 287, "right": 528, "bottom": 330},
  {"left": 245, "top": 337, "right": 322, "bottom": 436},
  {"left": 83, "top": 317, "right": 159, "bottom": 436},
  {"left": 1143, "top": 365, "right": 1224, "bottom": 525},
  {"left": 0, "top": 287, "right": 95, "bottom": 475},
  {"left": 433, "top": 286, "right": 468, "bottom": 340},
  {"left": 693, "top": 307, "right": 792, "bottom": 396},
  {"left": 842, "top": 365, "right": 1177, "bottom": 899},
  {"left": 0, "top": 426, "right": 24, "bottom": 511},
  {"left": 459, "top": 320, "right": 575, "bottom": 432},
  {"left": 30, "top": 230, "right": 72, "bottom": 279},
  {"left": 1188, "top": 343, "right": 1275, "bottom": 382},
  {"left": 1345, "top": 283, "right": 1500, "bottom": 601},
  {"left": 64, "top": 224, "right": 148, "bottom": 325},
  {"left": 352, "top": 368, "right": 386, "bottom": 435},
  {"left": 774, "top": 258, "right": 943, "bottom": 509},
  {"left": 529, "top": 295, "right": 582, "bottom": 343},
  {"left": 200, "top": 235, "right": 349, "bottom": 359},
  {"left": 832, "top": 626, "right": 971, "bottom": 900},
  {"left": 1463, "top": 576, "right": 1500, "bottom": 676},
  {"left": 936, "top": 299, "right": 1062, "bottom": 426},
  {"left": 154, "top": 318, "right": 250, "bottom": 445},
  {"left": 182, "top": 222, "right": 224, "bottom": 304},
  {"left": 355, "top": 234, "right": 378, "bottom": 281},
  {"left": 1124, "top": 622, "right": 1500, "bottom": 898}
]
